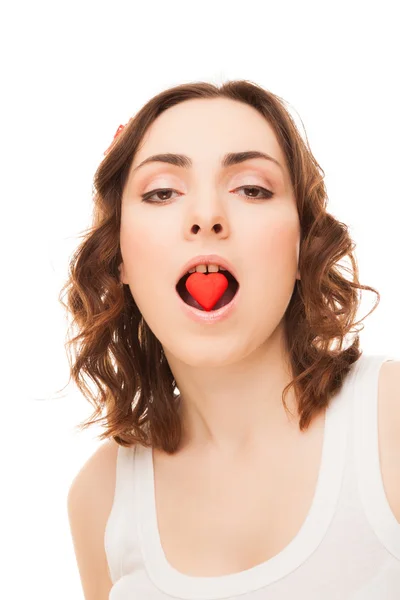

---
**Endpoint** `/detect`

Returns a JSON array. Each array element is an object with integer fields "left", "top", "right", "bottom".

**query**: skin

[{"left": 119, "top": 97, "right": 303, "bottom": 462}]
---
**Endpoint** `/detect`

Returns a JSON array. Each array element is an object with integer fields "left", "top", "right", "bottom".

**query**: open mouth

[{"left": 176, "top": 271, "right": 239, "bottom": 311}]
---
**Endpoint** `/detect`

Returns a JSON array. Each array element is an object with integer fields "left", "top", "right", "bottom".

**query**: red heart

[{"left": 185, "top": 272, "right": 228, "bottom": 311}]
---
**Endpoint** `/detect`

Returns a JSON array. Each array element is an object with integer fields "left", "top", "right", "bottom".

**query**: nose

[
  {"left": 184, "top": 204, "right": 230, "bottom": 240},
  {"left": 190, "top": 221, "right": 223, "bottom": 235}
]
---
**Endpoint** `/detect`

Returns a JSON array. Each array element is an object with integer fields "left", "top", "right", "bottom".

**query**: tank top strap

[{"left": 104, "top": 443, "right": 139, "bottom": 584}]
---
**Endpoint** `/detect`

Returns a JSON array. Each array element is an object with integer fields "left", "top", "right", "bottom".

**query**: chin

[{"left": 165, "top": 340, "right": 247, "bottom": 368}]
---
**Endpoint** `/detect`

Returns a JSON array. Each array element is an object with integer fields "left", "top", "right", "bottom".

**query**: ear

[{"left": 118, "top": 262, "right": 129, "bottom": 285}]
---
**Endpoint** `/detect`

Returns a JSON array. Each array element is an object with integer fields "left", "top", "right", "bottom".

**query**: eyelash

[{"left": 140, "top": 185, "right": 274, "bottom": 204}]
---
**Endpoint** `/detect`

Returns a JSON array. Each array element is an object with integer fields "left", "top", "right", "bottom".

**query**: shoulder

[
  {"left": 67, "top": 438, "right": 121, "bottom": 523},
  {"left": 69, "top": 439, "right": 120, "bottom": 491},
  {"left": 67, "top": 439, "right": 120, "bottom": 515},
  {"left": 377, "top": 359, "right": 400, "bottom": 522},
  {"left": 67, "top": 439, "right": 121, "bottom": 599},
  {"left": 378, "top": 359, "right": 400, "bottom": 425}
]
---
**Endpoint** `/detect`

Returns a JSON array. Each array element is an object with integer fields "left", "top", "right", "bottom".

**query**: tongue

[{"left": 185, "top": 272, "right": 229, "bottom": 311}]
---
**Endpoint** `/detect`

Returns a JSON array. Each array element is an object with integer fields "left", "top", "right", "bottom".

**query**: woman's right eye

[{"left": 140, "top": 188, "right": 178, "bottom": 204}]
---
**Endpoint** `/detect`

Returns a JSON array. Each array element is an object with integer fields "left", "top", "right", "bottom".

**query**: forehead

[{"left": 130, "top": 97, "right": 287, "bottom": 174}]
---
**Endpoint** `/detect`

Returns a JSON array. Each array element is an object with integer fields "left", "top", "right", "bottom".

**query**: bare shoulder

[
  {"left": 378, "top": 360, "right": 400, "bottom": 523},
  {"left": 67, "top": 439, "right": 120, "bottom": 600},
  {"left": 378, "top": 359, "right": 400, "bottom": 427},
  {"left": 68, "top": 438, "right": 120, "bottom": 522},
  {"left": 69, "top": 438, "right": 120, "bottom": 489}
]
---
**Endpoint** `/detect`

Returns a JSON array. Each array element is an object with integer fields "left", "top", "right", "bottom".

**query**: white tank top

[{"left": 104, "top": 353, "right": 400, "bottom": 599}]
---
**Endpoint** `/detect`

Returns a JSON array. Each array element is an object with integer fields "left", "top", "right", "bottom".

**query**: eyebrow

[{"left": 131, "top": 150, "right": 283, "bottom": 175}]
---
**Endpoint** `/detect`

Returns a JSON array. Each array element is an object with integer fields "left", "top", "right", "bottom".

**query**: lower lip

[{"left": 176, "top": 286, "right": 241, "bottom": 324}]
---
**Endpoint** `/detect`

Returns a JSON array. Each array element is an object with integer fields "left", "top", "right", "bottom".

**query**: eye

[
  {"left": 141, "top": 188, "right": 179, "bottom": 203},
  {"left": 140, "top": 185, "right": 274, "bottom": 204},
  {"left": 234, "top": 185, "right": 274, "bottom": 200}
]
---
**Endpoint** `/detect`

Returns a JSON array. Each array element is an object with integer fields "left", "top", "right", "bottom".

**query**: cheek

[
  {"left": 256, "top": 206, "right": 299, "bottom": 251},
  {"left": 245, "top": 211, "right": 300, "bottom": 285},
  {"left": 120, "top": 212, "right": 173, "bottom": 277}
]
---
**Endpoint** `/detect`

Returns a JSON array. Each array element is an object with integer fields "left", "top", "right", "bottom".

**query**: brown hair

[{"left": 58, "top": 79, "right": 380, "bottom": 454}]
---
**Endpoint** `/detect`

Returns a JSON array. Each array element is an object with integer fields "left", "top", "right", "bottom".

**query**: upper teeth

[{"left": 187, "top": 263, "right": 227, "bottom": 274}]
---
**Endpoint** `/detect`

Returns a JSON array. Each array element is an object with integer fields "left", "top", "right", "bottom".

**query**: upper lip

[{"left": 176, "top": 254, "right": 239, "bottom": 285}]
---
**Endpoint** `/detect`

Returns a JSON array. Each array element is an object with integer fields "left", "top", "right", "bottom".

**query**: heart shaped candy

[{"left": 185, "top": 272, "right": 228, "bottom": 311}]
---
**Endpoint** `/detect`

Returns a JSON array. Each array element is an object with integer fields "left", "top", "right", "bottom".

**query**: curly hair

[{"left": 58, "top": 79, "right": 380, "bottom": 454}]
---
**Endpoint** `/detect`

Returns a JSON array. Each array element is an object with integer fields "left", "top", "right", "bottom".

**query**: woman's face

[{"left": 119, "top": 97, "right": 301, "bottom": 367}]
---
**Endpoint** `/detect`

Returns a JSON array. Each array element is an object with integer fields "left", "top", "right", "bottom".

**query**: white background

[{"left": 1, "top": 1, "right": 399, "bottom": 598}]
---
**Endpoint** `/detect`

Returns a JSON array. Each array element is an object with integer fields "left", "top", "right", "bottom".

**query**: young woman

[{"left": 63, "top": 80, "right": 400, "bottom": 599}]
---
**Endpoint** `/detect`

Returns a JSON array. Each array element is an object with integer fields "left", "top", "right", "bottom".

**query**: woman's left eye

[
  {"left": 140, "top": 185, "right": 274, "bottom": 204},
  {"left": 234, "top": 185, "right": 274, "bottom": 200}
]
